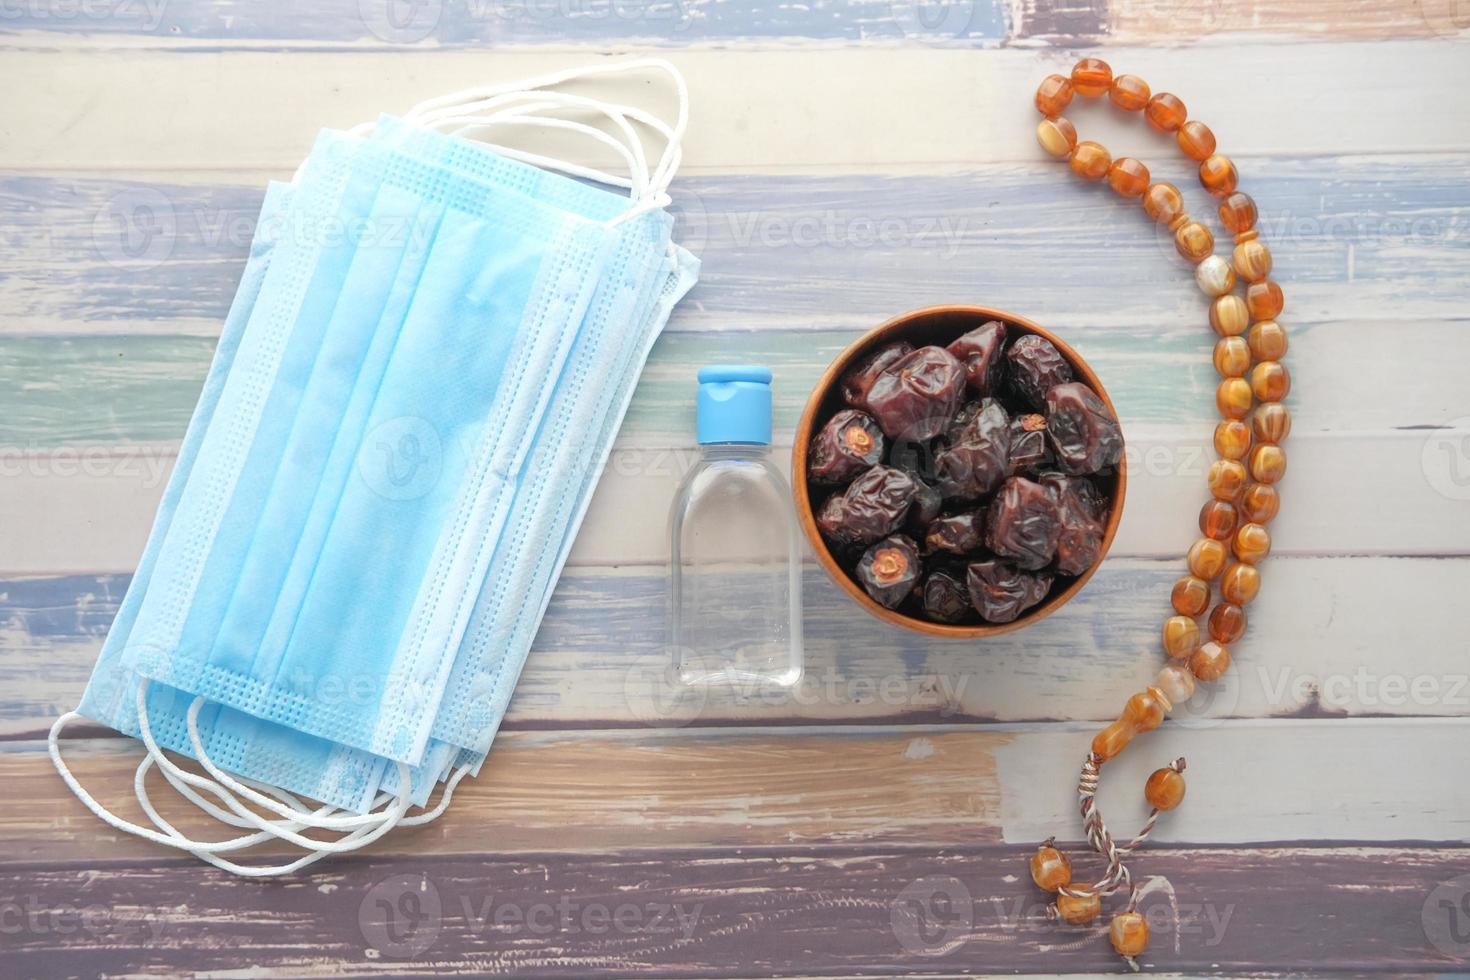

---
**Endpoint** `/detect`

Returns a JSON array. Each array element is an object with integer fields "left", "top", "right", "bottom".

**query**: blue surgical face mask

[{"left": 53, "top": 59, "right": 699, "bottom": 863}]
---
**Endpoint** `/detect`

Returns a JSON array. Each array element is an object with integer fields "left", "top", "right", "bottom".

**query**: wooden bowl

[{"left": 791, "top": 304, "right": 1127, "bottom": 638}]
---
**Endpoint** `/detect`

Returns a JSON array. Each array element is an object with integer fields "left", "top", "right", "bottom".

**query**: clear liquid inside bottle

[{"left": 669, "top": 444, "right": 804, "bottom": 688}]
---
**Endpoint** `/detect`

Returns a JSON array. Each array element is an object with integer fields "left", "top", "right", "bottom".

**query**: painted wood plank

[
  {"left": 4, "top": 425, "right": 1465, "bottom": 574},
  {"left": 0, "top": 0, "right": 1019, "bottom": 49},
  {"left": 0, "top": 0, "right": 1458, "bottom": 49},
  {"left": 8, "top": 718, "right": 1470, "bottom": 867},
  {"left": 7, "top": 155, "right": 1468, "bottom": 337},
  {"left": 5, "top": 843, "right": 1469, "bottom": 975},
  {"left": 2, "top": 317, "right": 1464, "bottom": 449},
  {"left": 1020, "top": 0, "right": 1470, "bottom": 45},
  {"left": 4, "top": 44, "right": 1470, "bottom": 173},
  {"left": 5, "top": 557, "right": 1470, "bottom": 740}
]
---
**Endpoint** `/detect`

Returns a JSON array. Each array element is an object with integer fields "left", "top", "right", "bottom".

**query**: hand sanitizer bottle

[{"left": 669, "top": 365, "right": 803, "bottom": 688}]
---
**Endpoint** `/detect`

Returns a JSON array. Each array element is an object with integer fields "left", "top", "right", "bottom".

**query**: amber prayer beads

[{"left": 1028, "top": 58, "right": 1290, "bottom": 969}]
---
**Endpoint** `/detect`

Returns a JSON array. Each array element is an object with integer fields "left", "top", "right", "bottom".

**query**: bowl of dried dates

[{"left": 792, "top": 305, "right": 1126, "bottom": 637}]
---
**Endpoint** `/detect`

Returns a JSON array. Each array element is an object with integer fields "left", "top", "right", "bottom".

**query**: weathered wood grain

[
  {"left": 5, "top": 558, "right": 1470, "bottom": 740},
  {"left": 5, "top": 426, "right": 1464, "bottom": 574},
  {"left": 4, "top": 44, "right": 1469, "bottom": 173},
  {"left": 7, "top": 157, "right": 1467, "bottom": 338},
  {"left": 4, "top": 844, "right": 1468, "bottom": 975},
  {"left": 0, "top": 0, "right": 1457, "bottom": 49},
  {"left": 8, "top": 718, "right": 1470, "bottom": 865}
]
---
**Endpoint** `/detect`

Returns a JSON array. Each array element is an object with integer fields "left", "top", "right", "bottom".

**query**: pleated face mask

[{"left": 50, "top": 60, "right": 699, "bottom": 875}]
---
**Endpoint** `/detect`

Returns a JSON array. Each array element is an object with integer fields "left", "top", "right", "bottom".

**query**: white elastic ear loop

[
  {"left": 413, "top": 90, "right": 659, "bottom": 196},
  {"left": 405, "top": 59, "right": 688, "bottom": 200},
  {"left": 425, "top": 88, "right": 681, "bottom": 202},
  {"left": 130, "top": 683, "right": 404, "bottom": 836},
  {"left": 47, "top": 710, "right": 304, "bottom": 855},
  {"left": 440, "top": 112, "right": 649, "bottom": 200},
  {"left": 426, "top": 92, "right": 655, "bottom": 196},
  {"left": 172, "top": 694, "right": 415, "bottom": 844},
  {"left": 132, "top": 755, "right": 384, "bottom": 877}
]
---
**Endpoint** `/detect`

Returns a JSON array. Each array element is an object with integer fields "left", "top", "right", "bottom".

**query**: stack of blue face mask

[{"left": 49, "top": 61, "right": 699, "bottom": 875}]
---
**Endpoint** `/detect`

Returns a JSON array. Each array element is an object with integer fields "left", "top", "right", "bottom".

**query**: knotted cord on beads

[{"left": 1026, "top": 56, "right": 1290, "bottom": 969}]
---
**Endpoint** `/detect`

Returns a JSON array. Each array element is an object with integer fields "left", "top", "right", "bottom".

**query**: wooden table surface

[{"left": 4, "top": 1, "right": 1470, "bottom": 976}]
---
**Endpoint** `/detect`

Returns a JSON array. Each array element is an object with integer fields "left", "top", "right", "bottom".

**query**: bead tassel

[{"left": 1029, "top": 58, "right": 1288, "bottom": 970}]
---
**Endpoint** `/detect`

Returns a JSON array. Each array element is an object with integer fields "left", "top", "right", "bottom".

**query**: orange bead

[
  {"left": 1216, "top": 378, "right": 1253, "bottom": 420},
  {"left": 1177, "top": 120, "right": 1217, "bottom": 160},
  {"left": 1144, "top": 92, "right": 1187, "bottom": 132},
  {"left": 1190, "top": 640, "right": 1231, "bottom": 681},
  {"left": 1234, "top": 522, "right": 1271, "bottom": 564},
  {"left": 1187, "top": 536, "right": 1228, "bottom": 579},
  {"left": 1214, "top": 336, "right": 1251, "bottom": 378},
  {"left": 1251, "top": 360, "right": 1290, "bottom": 402},
  {"left": 1057, "top": 890, "right": 1102, "bottom": 924},
  {"left": 1036, "top": 117, "right": 1079, "bottom": 158},
  {"left": 1218, "top": 191, "right": 1258, "bottom": 233},
  {"left": 1107, "top": 157, "right": 1150, "bottom": 197},
  {"left": 1210, "top": 295, "right": 1249, "bottom": 337},
  {"left": 1246, "top": 279, "right": 1285, "bottom": 320},
  {"left": 1214, "top": 419, "right": 1252, "bottom": 460},
  {"left": 1200, "top": 499, "right": 1239, "bottom": 541},
  {"left": 1249, "top": 443, "right": 1287, "bottom": 484},
  {"left": 1209, "top": 601, "right": 1247, "bottom": 643},
  {"left": 1221, "top": 562, "right": 1261, "bottom": 605},
  {"left": 1071, "top": 57, "right": 1113, "bottom": 98},
  {"left": 1240, "top": 483, "right": 1280, "bottom": 524},
  {"left": 1155, "top": 662, "right": 1196, "bottom": 705},
  {"left": 1163, "top": 614, "right": 1201, "bottom": 658},
  {"left": 1233, "top": 239, "right": 1272, "bottom": 282},
  {"left": 1198, "top": 154, "right": 1238, "bottom": 196},
  {"left": 1171, "top": 575, "right": 1210, "bottom": 616},
  {"left": 1070, "top": 141, "right": 1111, "bottom": 181},
  {"left": 1110, "top": 911, "right": 1151, "bottom": 957},
  {"left": 1142, "top": 182, "right": 1185, "bottom": 224},
  {"left": 1247, "top": 319, "right": 1288, "bottom": 361},
  {"left": 1031, "top": 844, "right": 1073, "bottom": 892},
  {"left": 1036, "top": 74, "right": 1074, "bottom": 118},
  {"left": 1144, "top": 767, "right": 1186, "bottom": 810},
  {"left": 1252, "top": 402, "right": 1291, "bottom": 444},
  {"left": 1208, "top": 458, "right": 1248, "bottom": 500},
  {"left": 1109, "top": 73, "right": 1151, "bottom": 112},
  {"left": 1173, "top": 220, "right": 1214, "bottom": 262},
  {"left": 1092, "top": 688, "right": 1167, "bottom": 763}
]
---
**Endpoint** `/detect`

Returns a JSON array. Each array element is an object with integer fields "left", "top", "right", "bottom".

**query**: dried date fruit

[
  {"left": 1045, "top": 381, "right": 1124, "bottom": 476},
  {"left": 808, "top": 409, "right": 885, "bottom": 484},
  {"left": 966, "top": 559, "right": 1054, "bottom": 624},
  {"left": 864, "top": 346, "right": 967, "bottom": 440},
  {"left": 936, "top": 398, "right": 1010, "bottom": 500},
  {"left": 857, "top": 535, "right": 921, "bottom": 608},
  {"left": 923, "top": 570, "right": 973, "bottom": 623},
  {"left": 1008, "top": 413, "right": 1052, "bottom": 475},
  {"left": 985, "top": 476, "right": 1061, "bottom": 570},
  {"left": 1041, "top": 473, "right": 1106, "bottom": 575},
  {"left": 947, "top": 320, "right": 1007, "bottom": 395},
  {"left": 925, "top": 511, "right": 984, "bottom": 556},
  {"left": 1007, "top": 334, "right": 1074, "bottom": 410},
  {"left": 816, "top": 465, "right": 916, "bottom": 547},
  {"left": 906, "top": 478, "right": 944, "bottom": 534},
  {"left": 887, "top": 435, "right": 944, "bottom": 484},
  {"left": 841, "top": 341, "right": 914, "bottom": 409},
  {"left": 946, "top": 401, "right": 982, "bottom": 444}
]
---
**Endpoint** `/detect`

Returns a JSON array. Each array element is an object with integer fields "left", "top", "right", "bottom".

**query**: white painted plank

[
  {"left": 994, "top": 717, "right": 1470, "bottom": 844},
  {"left": 3, "top": 42, "right": 1470, "bottom": 172},
  {"left": 2, "top": 426, "right": 1467, "bottom": 574}
]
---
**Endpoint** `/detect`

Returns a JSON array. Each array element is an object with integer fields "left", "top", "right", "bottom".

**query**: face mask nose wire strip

[{"left": 48, "top": 59, "right": 686, "bottom": 873}]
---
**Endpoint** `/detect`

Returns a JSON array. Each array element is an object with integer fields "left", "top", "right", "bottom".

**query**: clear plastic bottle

[{"left": 669, "top": 365, "right": 803, "bottom": 688}]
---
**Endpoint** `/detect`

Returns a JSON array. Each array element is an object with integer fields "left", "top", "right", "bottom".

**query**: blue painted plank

[
  {"left": 0, "top": 0, "right": 1014, "bottom": 46},
  {"left": 5, "top": 158, "right": 1466, "bottom": 332}
]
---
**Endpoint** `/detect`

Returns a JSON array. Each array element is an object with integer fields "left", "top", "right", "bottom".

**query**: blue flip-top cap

[{"left": 696, "top": 365, "right": 773, "bottom": 445}]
